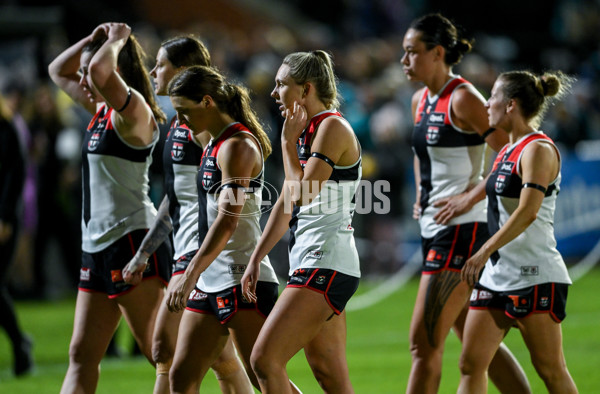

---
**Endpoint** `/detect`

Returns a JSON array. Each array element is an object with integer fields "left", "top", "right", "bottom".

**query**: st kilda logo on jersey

[
  {"left": 171, "top": 128, "right": 190, "bottom": 161},
  {"left": 426, "top": 126, "right": 440, "bottom": 145},
  {"left": 495, "top": 174, "right": 507, "bottom": 193},
  {"left": 495, "top": 161, "right": 514, "bottom": 193},
  {"left": 171, "top": 142, "right": 185, "bottom": 161},
  {"left": 87, "top": 115, "right": 107, "bottom": 151},
  {"left": 88, "top": 129, "right": 104, "bottom": 151},
  {"left": 201, "top": 157, "right": 217, "bottom": 190}
]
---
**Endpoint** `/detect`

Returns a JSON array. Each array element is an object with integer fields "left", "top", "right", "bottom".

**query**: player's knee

[
  {"left": 152, "top": 339, "right": 173, "bottom": 366},
  {"left": 309, "top": 362, "right": 336, "bottom": 391},
  {"left": 531, "top": 356, "right": 563, "bottom": 384},
  {"left": 250, "top": 349, "right": 273, "bottom": 380},
  {"left": 169, "top": 363, "right": 186, "bottom": 391},
  {"left": 68, "top": 341, "right": 98, "bottom": 366},
  {"left": 409, "top": 339, "right": 442, "bottom": 363},
  {"left": 458, "top": 352, "right": 479, "bottom": 377},
  {"left": 212, "top": 358, "right": 242, "bottom": 380}
]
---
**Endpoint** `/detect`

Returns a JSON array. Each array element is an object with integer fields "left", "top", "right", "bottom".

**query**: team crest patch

[
  {"left": 88, "top": 131, "right": 102, "bottom": 151},
  {"left": 202, "top": 171, "right": 213, "bottom": 189},
  {"left": 426, "top": 126, "right": 440, "bottom": 145},
  {"left": 315, "top": 275, "right": 327, "bottom": 285},
  {"left": 539, "top": 296, "right": 549, "bottom": 307},
  {"left": 495, "top": 174, "right": 507, "bottom": 193},
  {"left": 451, "top": 255, "right": 464, "bottom": 266},
  {"left": 171, "top": 142, "right": 185, "bottom": 161}
]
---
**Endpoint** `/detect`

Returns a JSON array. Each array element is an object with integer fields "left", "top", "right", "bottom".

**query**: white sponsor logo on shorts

[
  {"left": 80, "top": 268, "right": 90, "bottom": 281},
  {"left": 471, "top": 289, "right": 493, "bottom": 301},
  {"left": 189, "top": 289, "right": 207, "bottom": 301}
]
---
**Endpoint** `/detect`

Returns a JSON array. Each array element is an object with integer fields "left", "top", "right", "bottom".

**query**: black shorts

[
  {"left": 421, "top": 222, "right": 489, "bottom": 274},
  {"left": 186, "top": 281, "right": 278, "bottom": 324},
  {"left": 78, "top": 229, "right": 172, "bottom": 298},
  {"left": 287, "top": 268, "right": 360, "bottom": 315},
  {"left": 172, "top": 250, "right": 196, "bottom": 276},
  {"left": 470, "top": 282, "right": 569, "bottom": 322}
]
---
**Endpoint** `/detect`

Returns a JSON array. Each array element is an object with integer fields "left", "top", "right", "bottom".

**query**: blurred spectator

[
  {"left": 27, "top": 83, "right": 82, "bottom": 298},
  {"left": 2, "top": 82, "right": 38, "bottom": 294},
  {"left": 0, "top": 92, "right": 34, "bottom": 376}
]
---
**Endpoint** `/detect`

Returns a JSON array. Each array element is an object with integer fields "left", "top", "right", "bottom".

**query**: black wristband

[
  {"left": 481, "top": 127, "right": 496, "bottom": 140},
  {"left": 522, "top": 182, "right": 547, "bottom": 194},
  {"left": 311, "top": 152, "right": 335, "bottom": 168},
  {"left": 115, "top": 88, "right": 132, "bottom": 112}
]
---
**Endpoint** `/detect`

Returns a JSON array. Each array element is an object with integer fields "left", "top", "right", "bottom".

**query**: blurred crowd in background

[{"left": 1, "top": 0, "right": 599, "bottom": 299}]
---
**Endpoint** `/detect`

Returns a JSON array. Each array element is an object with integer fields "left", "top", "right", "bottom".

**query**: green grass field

[{"left": 1, "top": 268, "right": 599, "bottom": 393}]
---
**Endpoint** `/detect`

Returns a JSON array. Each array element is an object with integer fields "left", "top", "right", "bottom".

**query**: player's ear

[{"left": 302, "top": 83, "right": 310, "bottom": 98}]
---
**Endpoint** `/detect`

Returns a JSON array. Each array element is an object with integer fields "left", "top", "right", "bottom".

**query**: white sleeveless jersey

[
  {"left": 196, "top": 123, "right": 278, "bottom": 292},
  {"left": 412, "top": 77, "right": 487, "bottom": 239},
  {"left": 162, "top": 117, "right": 203, "bottom": 259},
  {"left": 480, "top": 131, "right": 571, "bottom": 290},
  {"left": 81, "top": 105, "right": 158, "bottom": 253},
  {"left": 288, "top": 110, "right": 362, "bottom": 278}
]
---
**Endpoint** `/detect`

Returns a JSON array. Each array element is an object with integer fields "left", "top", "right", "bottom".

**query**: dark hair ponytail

[
  {"left": 168, "top": 66, "right": 272, "bottom": 159},
  {"left": 410, "top": 13, "right": 473, "bottom": 66},
  {"left": 83, "top": 34, "right": 166, "bottom": 123},
  {"left": 161, "top": 35, "right": 211, "bottom": 68}
]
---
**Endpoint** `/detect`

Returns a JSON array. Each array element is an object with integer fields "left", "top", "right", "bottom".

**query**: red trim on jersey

[
  {"left": 492, "top": 133, "right": 554, "bottom": 174},
  {"left": 200, "top": 123, "right": 252, "bottom": 167},
  {"left": 414, "top": 77, "right": 468, "bottom": 125},
  {"left": 87, "top": 105, "right": 114, "bottom": 132},
  {"left": 299, "top": 110, "right": 342, "bottom": 151}
]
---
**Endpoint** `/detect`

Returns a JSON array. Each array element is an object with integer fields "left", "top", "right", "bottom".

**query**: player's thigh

[
  {"left": 173, "top": 309, "right": 229, "bottom": 377},
  {"left": 518, "top": 314, "right": 566, "bottom": 368},
  {"left": 152, "top": 275, "right": 185, "bottom": 348},
  {"left": 304, "top": 310, "right": 350, "bottom": 374},
  {"left": 69, "top": 290, "right": 121, "bottom": 362},
  {"left": 252, "top": 287, "right": 334, "bottom": 364},
  {"left": 410, "top": 271, "right": 471, "bottom": 345},
  {"left": 118, "top": 277, "right": 164, "bottom": 347},
  {"left": 461, "top": 308, "right": 510, "bottom": 370}
]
